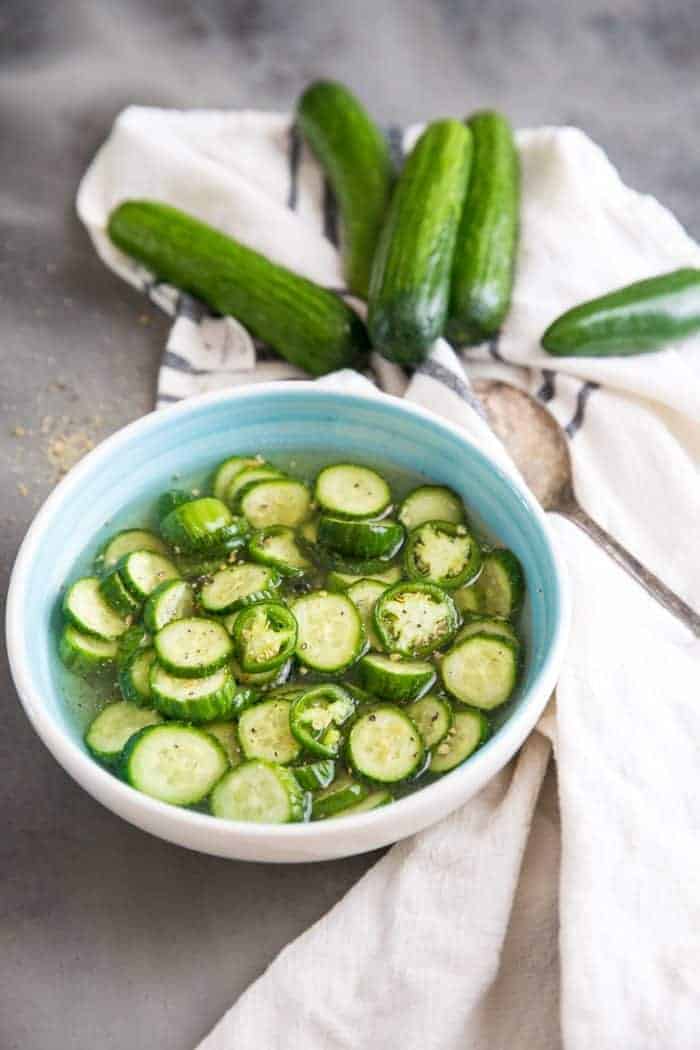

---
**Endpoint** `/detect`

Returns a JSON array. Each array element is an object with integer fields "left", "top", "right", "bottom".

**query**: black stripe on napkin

[
  {"left": 565, "top": 381, "right": 599, "bottom": 437},
  {"left": 162, "top": 350, "right": 213, "bottom": 376},
  {"left": 536, "top": 369, "right": 556, "bottom": 403},
  {"left": 416, "top": 360, "right": 489, "bottom": 419},
  {"left": 287, "top": 123, "right": 302, "bottom": 210}
]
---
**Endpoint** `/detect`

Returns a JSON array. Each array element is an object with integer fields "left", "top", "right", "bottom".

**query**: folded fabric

[{"left": 78, "top": 108, "right": 700, "bottom": 1049}]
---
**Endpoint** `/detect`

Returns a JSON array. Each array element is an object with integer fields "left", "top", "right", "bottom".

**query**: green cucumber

[
  {"left": 334, "top": 788, "right": 392, "bottom": 816},
  {"left": 326, "top": 564, "right": 402, "bottom": 590},
  {"left": 292, "top": 591, "right": 365, "bottom": 673},
  {"left": 120, "top": 723, "right": 227, "bottom": 805},
  {"left": 367, "top": 120, "right": 472, "bottom": 364},
  {"left": 346, "top": 705, "right": 425, "bottom": 783},
  {"left": 293, "top": 758, "right": 336, "bottom": 791},
  {"left": 296, "top": 80, "right": 394, "bottom": 298},
  {"left": 99, "top": 566, "right": 142, "bottom": 616},
  {"left": 358, "top": 652, "right": 436, "bottom": 703},
  {"left": 154, "top": 617, "right": 233, "bottom": 677},
  {"left": 237, "top": 698, "right": 302, "bottom": 765},
  {"left": 63, "top": 577, "right": 129, "bottom": 641},
  {"left": 211, "top": 760, "right": 308, "bottom": 823},
  {"left": 474, "top": 549, "right": 524, "bottom": 618},
  {"left": 247, "top": 525, "right": 312, "bottom": 577},
  {"left": 108, "top": 201, "right": 370, "bottom": 376},
  {"left": 346, "top": 578, "right": 386, "bottom": 649},
  {"left": 199, "top": 562, "right": 281, "bottom": 614},
  {"left": 318, "top": 516, "right": 404, "bottom": 560},
  {"left": 239, "top": 479, "right": 312, "bottom": 529},
  {"left": 85, "top": 701, "right": 163, "bottom": 766},
  {"left": 542, "top": 267, "right": 700, "bottom": 357},
  {"left": 95, "top": 529, "right": 169, "bottom": 573},
  {"left": 118, "top": 550, "right": 180, "bottom": 601},
  {"left": 149, "top": 662, "right": 238, "bottom": 721},
  {"left": 447, "top": 110, "right": 520, "bottom": 344},
  {"left": 205, "top": 721, "right": 242, "bottom": 767},
  {"left": 160, "top": 498, "right": 247, "bottom": 553},
  {"left": 404, "top": 520, "right": 482, "bottom": 590},
  {"left": 212, "top": 455, "right": 263, "bottom": 501},
  {"left": 405, "top": 693, "right": 453, "bottom": 749},
  {"left": 116, "top": 624, "right": 151, "bottom": 667},
  {"left": 143, "top": 579, "right": 195, "bottom": 632},
  {"left": 453, "top": 582, "right": 483, "bottom": 615},
  {"left": 456, "top": 615, "right": 518, "bottom": 645},
  {"left": 119, "top": 646, "right": 157, "bottom": 705},
  {"left": 441, "top": 632, "right": 519, "bottom": 709},
  {"left": 430, "top": 708, "right": 489, "bottom": 773},
  {"left": 311, "top": 772, "right": 369, "bottom": 820},
  {"left": 315, "top": 463, "right": 391, "bottom": 520},
  {"left": 59, "top": 625, "right": 118, "bottom": 676},
  {"left": 398, "top": 485, "right": 465, "bottom": 531},
  {"left": 226, "top": 465, "right": 285, "bottom": 507}
]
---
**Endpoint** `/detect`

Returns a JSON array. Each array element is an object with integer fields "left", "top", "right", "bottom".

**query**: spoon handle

[{"left": 563, "top": 502, "right": 700, "bottom": 637}]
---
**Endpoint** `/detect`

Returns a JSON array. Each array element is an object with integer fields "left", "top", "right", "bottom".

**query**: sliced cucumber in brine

[
  {"left": 237, "top": 698, "right": 302, "bottom": 765},
  {"left": 63, "top": 577, "right": 129, "bottom": 640},
  {"left": 430, "top": 708, "right": 489, "bottom": 773},
  {"left": 346, "top": 577, "right": 387, "bottom": 649},
  {"left": 59, "top": 625, "right": 119, "bottom": 677},
  {"left": 358, "top": 652, "right": 436, "bottom": 702},
  {"left": 119, "top": 646, "right": 157, "bottom": 705},
  {"left": 311, "top": 771, "right": 369, "bottom": 820},
  {"left": 99, "top": 566, "right": 142, "bottom": 616},
  {"left": 120, "top": 723, "right": 228, "bottom": 805},
  {"left": 318, "top": 516, "right": 405, "bottom": 560},
  {"left": 95, "top": 529, "right": 169, "bottom": 573},
  {"left": 398, "top": 485, "right": 465, "bottom": 530},
  {"left": 326, "top": 563, "right": 402, "bottom": 590},
  {"left": 85, "top": 700, "right": 162, "bottom": 765},
  {"left": 199, "top": 562, "right": 281, "bottom": 614},
  {"left": 315, "top": 463, "right": 391, "bottom": 520},
  {"left": 405, "top": 693, "right": 453, "bottom": 748},
  {"left": 205, "top": 721, "right": 242, "bottom": 767},
  {"left": 248, "top": 525, "right": 313, "bottom": 577},
  {"left": 225, "top": 464, "right": 285, "bottom": 506},
  {"left": 292, "top": 591, "right": 365, "bottom": 673},
  {"left": 473, "top": 549, "right": 525, "bottom": 619},
  {"left": 347, "top": 705, "right": 425, "bottom": 783},
  {"left": 293, "top": 758, "right": 336, "bottom": 791},
  {"left": 149, "top": 662, "right": 238, "bottom": 721},
  {"left": 455, "top": 616, "right": 518, "bottom": 645},
  {"left": 118, "top": 550, "right": 180, "bottom": 601},
  {"left": 143, "top": 578, "right": 195, "bottom": 632},
  {"left": 154, "top": 616, "right": 233, "bottom": 677},
  {"left": 239, "top": 479, "right": 312, "bottom": 529},
  {"left": 210, "top": 760, "right": 308, "bottom": 823},
  {"left": 441, "top": 632, "right": 519, "bottom": 709},
  {"left": 212, "top": 454, "right": 264, "bottom": 501},
  {"left": 161, "top": 497, "right": 247, "bottom": 552}
]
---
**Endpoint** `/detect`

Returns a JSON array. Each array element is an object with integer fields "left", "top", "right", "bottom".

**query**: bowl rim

[{"left": 6, "top": 381, "right": 570, "bottom": 847}]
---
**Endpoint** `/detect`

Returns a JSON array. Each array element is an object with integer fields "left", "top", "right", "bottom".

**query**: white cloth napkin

[{"left": 77, "top": 108, "right": 700, "bottom": 1050}]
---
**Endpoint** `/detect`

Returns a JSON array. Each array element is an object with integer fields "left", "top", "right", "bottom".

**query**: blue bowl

[{"left": 7, "top": 383, "right": 569, "bottom": 862}]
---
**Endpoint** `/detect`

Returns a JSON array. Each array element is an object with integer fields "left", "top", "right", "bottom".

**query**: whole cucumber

[
  {"left": 447, "top": 110, "right": 520, "bottom": 345},
  {"left": 368, "top": 120, "right": 472, "bottom": 365},
  {"left": 542, "top": 268, "right": 700, "bottom": 357},
  {"left": 108, "top": 201, "right": 370, "bottom": 376},
  {"left": 297, "top": 80, "right": 394, "bottom": 299}
]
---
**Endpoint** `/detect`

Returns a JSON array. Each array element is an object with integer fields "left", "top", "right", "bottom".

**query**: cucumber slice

[
  {"left": 311, "top": 771, "right": 369, "bottom": 819},
  {"left": 199, "top": 562, "right": 281, "bottom": 614},
  {"left": 149, "top": 662, "right": 237, "bottom": 721},
  {"left": 398, "top": 485, "right": 465, "bottom": 530},
  {"left": 347, "top": 705, "right": 425, "bottom": 783},
  {"left": 116, "top": 624, "right": 152, "bottom": 667},
  {"left": 239, "top": 479, "right": 312, "bottom": 529},
  {"left": 119, "top": 646, "right": 157, "bottom": 705},
  {"left": 430, "top": 708, "right": 489, "bottom": 773},
  {"left": 212, "top": 455, "right": 264, "bottom": 501},
  {"left": 474, "top": 549, "right": 525, "bottom": 618},
  {"left": 441, "top": 633, "right": 519, "bottom": 709},
  {"left": 319, "top": 550, "right": 400, "bottom": 578},
  {"left": 289, "top": 684, "right": 356, "bottom": 758},
  {"left": 231, "top": 657, "right": 293, "bottom": 690},
  {"left": 373, "top": 581, "right": 459, "bottom": 657},
  {"left": 99, "top": 566, "right": 142, "bottom": 616},
  {"left": 318, "top": 516, "right": 405, "bottom": 560},
  {"left": 121, "top": 723, "right": 228, "bottom": 805},
  {"left": 59, "top": 624, "right": 118, "bottom": 676},
  {"left": 454, "top": 582, "right": 483, "bottom": 615},
  {"left": 161, "top": 498, "right": 246, "bottom": 552},
  {"left": 248, "top": 525, "right": 313, "bottom": 577},
  {"left": 346, "top": 578, "right": 386, "bottom": 649},
  {"left": 86, "top": 701, "right": 163, "bottom": 765},
  {"left": 293, "top": 758, "right": 336, "bottom": 791},
  {"left": 143, "top": 579, "right": 195, "bottom": 632},
  {"left": 156, "top": 489, "right": 192, "bottom": 520},
  {"left": 174, "top": 550, "right": 239, "bottom": 580},
  {"left": 154, "top": 617, "right": 233, "bottom": 677},
  {"left": 118, "top": 550, "right": 180, "bottom": 601},
  {"left": 237, "top": 698, "right": 302, "bottom": 765},
  {"left": 95, "top": 529, "right": 169, "bottom": 573},
  {"left": 456, "top": 616, "right": 518, "bottom": 645},
  {"left": 315, "top": 464, "right": 391, "bottom": 520},
  {"left": 405, "top": 693, "right": 453, "bottom": 748},
  {"left": 326, "top": 564, "right": 402, "bottom": 590},
  {"left": 358, "top": 652, "right": 436, "bottom": 702},
  {"left": 205, "top": 721, "right": 242, "bottom": 767},
  {"left": 233, "top": 601, "right": 298, "bottom": 673},
  {"left": 63, "top": 577, "right": 129, "bottom": 640},
  {"left": 292, "top": 591, "right": 365, "bottom": 673},
  {"left": 210, "top": 760, "right": 308, "bottom": 823},
  {"left": 225, "top": 465, "right": 285, "bottom": 506},
  {"left": 404, "top": 520, "right": 481, "bottom": 590},
  {"left": 299, "top": 517, "right": 319, "bottom": 544},
  {"left": 335, "top": 788, "right": 393, "bottom": 817}
]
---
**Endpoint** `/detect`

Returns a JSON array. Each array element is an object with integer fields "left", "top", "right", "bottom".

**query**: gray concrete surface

[{"left": 2, "top": 1, "right": 699, "bottom": 1047}]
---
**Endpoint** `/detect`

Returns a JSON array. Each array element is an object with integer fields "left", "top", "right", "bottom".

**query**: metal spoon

[{"left": 473, "top": 379, "right": 700, "bottom": 637}]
